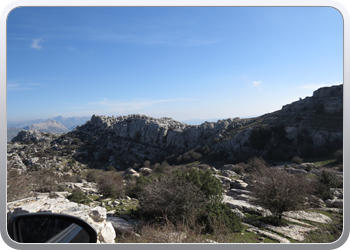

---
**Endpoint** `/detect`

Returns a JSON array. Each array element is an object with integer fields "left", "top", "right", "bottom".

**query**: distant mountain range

[
  {"left": 8, "top": 116, "right": 90, "bottom": 130},
  {"left": 7, "top": 116, "right": 90, "bottom": 142},
  {"left": 23, "top": 119, "right": 70, "bottom": 133}
]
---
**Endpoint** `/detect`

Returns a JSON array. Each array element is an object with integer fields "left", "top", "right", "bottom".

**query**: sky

[{"left": 7, "top": 7, "right": 343, "bottom": 123}]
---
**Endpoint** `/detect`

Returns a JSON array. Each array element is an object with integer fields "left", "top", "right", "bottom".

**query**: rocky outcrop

[
  {"left": 7, "top": 194, "right": 116, "bottom": 243},
  {"left": 281, "top": 84, "right": 343, "bottom": 116},
  {"left": 107, "top": 216, "right": 137, "bottom": 234},
  {"left": 85, "top": 114, "right": 246, "bottom": 153},
  {"left": 11, "top": 130, "right": 59, "bottom": 143},
  {"left": 7, "top": 152, "right": 27, "bottom": 172}
]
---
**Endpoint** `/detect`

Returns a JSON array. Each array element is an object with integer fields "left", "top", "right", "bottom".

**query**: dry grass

[{"left": 115, "top": 219, "right": 279, "bottom": 243}]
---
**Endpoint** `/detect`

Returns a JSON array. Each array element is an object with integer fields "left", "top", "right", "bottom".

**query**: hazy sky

[{"left": 7, "top": 7, "right": 343, "bottom": 122}]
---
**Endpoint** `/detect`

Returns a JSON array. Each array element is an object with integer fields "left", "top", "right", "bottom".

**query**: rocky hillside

[{"left": 7, "top": 84, "right": 342, "bottom": 173}]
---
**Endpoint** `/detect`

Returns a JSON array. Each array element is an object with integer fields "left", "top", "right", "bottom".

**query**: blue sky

[{"left": 7, "top": 7, "right": 343, "bottom": 123}]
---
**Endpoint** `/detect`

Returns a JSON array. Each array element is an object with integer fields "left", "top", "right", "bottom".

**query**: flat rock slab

[
  {"left": 283, "top": 210, "right": 332, "bottom": 224},
  {"left": 242, "top": 222, "right": 290, "bottom": 243},
  {"left": 282, "top": 216, "right": 316, "bottom": 228},
  {"left": 318, "top": 207, "right": 343, "bottom": 214},
  {"left": 261, "top": 223, "right": 315, "bottom": 241},
  {"left": 223, "top": 195, "right": 272, "bottom": 217}
]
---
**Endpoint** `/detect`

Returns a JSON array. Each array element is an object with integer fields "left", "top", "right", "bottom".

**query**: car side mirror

[{"left": 7, "top": 213, "right": 97, "bottom": 243}]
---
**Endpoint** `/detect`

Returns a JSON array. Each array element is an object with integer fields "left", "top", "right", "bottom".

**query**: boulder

[
  {"left": 107, "top": 217, "right": 135, "bottom": 234},
  {"left": 221, "top": 169, "right": 239, "bottom": 178},
  {"left": 230, "top": 180, "right": 249, "bottom": 190},
  {"left": 7, "top": 195, "right": 116, "bottom": 243},
  {"left": 325, "top": 199, "right": 343, "bottom": 208},
  {"left": 61, "top": 182, "right": 99, "bottom": 195},
  {"left": 7, "top": 153, "right": 27, "bottom": 172},
  {"left": 139, "top": 167, "right": 152, "bottom": 176},
  {"left": 123, "top": 168, "right": 140, "bottom": 178}
]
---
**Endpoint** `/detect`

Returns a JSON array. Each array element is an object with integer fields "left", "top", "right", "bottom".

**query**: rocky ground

[{"left": 7, "top": 161, "right": 343, "bottom": 243}]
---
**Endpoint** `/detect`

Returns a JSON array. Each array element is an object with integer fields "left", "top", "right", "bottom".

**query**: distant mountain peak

[{"left": 23, "top": 120, "right": 69, "bottom": 134}]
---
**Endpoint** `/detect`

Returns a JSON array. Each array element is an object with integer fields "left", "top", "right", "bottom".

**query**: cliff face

[{"left": 9, "top": 84, "right": 343, "bottom": 170}]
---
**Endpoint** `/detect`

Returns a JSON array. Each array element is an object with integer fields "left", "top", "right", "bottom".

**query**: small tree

[
  {"left": 246, "top": 156, "right": 266, "bottom": 174},
  {"left": 249, "top": 166, "right": 314, "bottom": 225}
]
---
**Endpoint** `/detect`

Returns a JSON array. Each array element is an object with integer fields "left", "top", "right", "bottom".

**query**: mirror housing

[{"left": 7, "top": 213, "right": 97, "bottom": 243}]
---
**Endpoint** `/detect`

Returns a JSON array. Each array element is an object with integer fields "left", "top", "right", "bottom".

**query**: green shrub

[
  {"left": 198, "top": 201, "right": 242, "bottom": 234},
  {"left": 174, "top": 168, "right": 224, "bottom": 199},
  {"left": 132, "top": 166, "right": 240, "bottom": 233},
  {"left": 137, "top": 175, "right": 206, "bottom": 227},
  {"left": 128, "top": 174, "right": 155, "bottom": 198},
  {"left": 291, "top": 156, "right": 303, "bottom": 164},
  {"left": 154, "top": 164, "right": 166, "bottom": 174},
  {"left": 319, "top": 171, "right": 342, "bottom": 188},
  {"left": 106, "top": 165, "right": 116, "bottom": 171},
  {"left": 315, "top": 171, "right": 342, "bottom": 200},
  {"left": 66, "top": 189, "right": 90, "bottom": 204}
]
